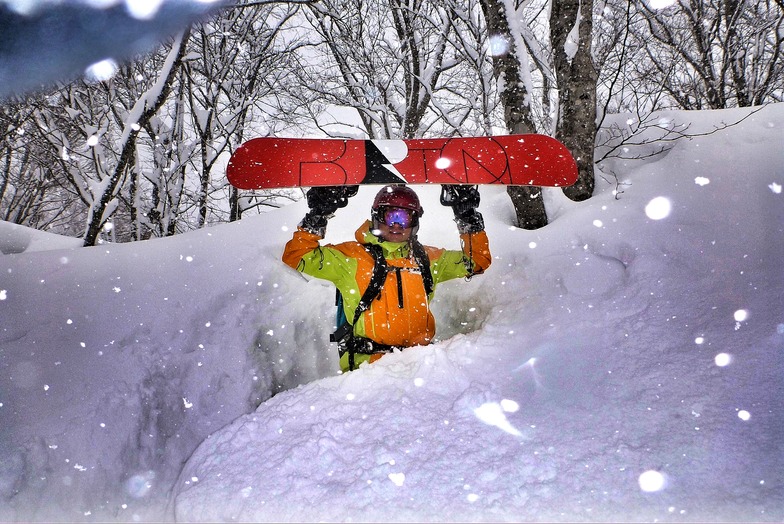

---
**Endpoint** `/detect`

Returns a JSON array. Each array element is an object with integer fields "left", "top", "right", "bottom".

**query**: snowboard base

[{"left": 227, "top": 135, "right": 578, "bottom": 189}]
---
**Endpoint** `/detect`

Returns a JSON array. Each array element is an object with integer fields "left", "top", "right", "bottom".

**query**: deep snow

[{"left": 1, "top": 104, "right": 783, "bottom": 522}]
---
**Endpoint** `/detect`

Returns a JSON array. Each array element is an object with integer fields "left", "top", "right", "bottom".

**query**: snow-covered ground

[{"left": 1, "top": 104, "right": 782, "bottom": 522}]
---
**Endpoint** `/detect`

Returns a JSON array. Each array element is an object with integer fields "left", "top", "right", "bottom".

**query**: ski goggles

[{"left": 381, "top": 207, "right": 417, "bottom": 228}]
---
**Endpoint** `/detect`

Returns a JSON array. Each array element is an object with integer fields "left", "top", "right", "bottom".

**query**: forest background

[{"left": 1, "top": 0, "right": 782, "bottom": 248}]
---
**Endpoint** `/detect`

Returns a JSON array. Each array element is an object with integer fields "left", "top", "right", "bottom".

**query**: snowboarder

[{"left": 282, "top": 184, "right": 491, "bottom": 372}]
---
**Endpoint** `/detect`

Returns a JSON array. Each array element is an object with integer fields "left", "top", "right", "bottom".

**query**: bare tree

[
  {"left": 2, "top": 2, "right": 304, "bottom": 244},
  {"left": 87, "top": 33, "right": 190, "bottom": 246},
  {"left": 27, "top": 32, "right": 190, "bottom": 246},
  {"left": 0, "top": 102, "right": 75, "bottom": 230},
  {"left": 441, "top": 0, "right": 503, "bottom": 135},
  {"left": 634, "top": 0, "right": 784, "bottom": 109},
  {"left": 479, "top": 0, "right": 548, "bottom": 229},
  {"left": 551, "top": 0, "right": 596, "bottom": 201},
  {"left": 5, "top": 0, "right": 780, "bottom": 244},
  {"left": 184, "top": 2, "right": 303, "bottom": 225},
  {"left": 301, "top": 0, "right": 471, "bottom": 139}
]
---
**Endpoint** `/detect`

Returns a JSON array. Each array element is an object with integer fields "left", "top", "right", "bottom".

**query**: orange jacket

[{"left": 282, "top": 220, "right": 491, "bottom": 348}]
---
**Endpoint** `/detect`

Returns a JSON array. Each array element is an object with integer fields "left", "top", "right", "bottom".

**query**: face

[{"left": 375, "top": 207, "right": 416, "bottom": 242}]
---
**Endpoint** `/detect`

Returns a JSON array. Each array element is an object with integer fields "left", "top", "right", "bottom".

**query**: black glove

[
  {"left": 306, "top": 185, "right": 358, "bottom": 215},
  {"left": 440, "top": 185, "right": 484, "bottom": 234},
  {"left": 300, "top": 185, "right": 359, "bottom": 236}
]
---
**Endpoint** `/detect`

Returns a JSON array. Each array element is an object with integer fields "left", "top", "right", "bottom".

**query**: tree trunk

[
  {"left": 479, "top": 0, "right": 547, "bottom": 229},
  {"left": 551, "top": 0, "right": 596, "bottom": 202},
  {"left": 724, "top": 0, "right": 749, "bottom": 107}
]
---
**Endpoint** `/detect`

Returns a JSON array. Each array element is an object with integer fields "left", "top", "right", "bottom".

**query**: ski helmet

[{"left": 371, "top": 185, "right": 423, "bottom": 216}]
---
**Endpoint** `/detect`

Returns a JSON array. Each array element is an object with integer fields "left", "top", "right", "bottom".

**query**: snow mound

[{"left": 1, "top": 104, "right": 783, "bottom": 522}]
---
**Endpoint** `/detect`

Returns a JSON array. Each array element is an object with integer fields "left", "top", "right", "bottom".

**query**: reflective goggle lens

[{"left": 383, "top": 207, "right": 414, "bottom": 228}]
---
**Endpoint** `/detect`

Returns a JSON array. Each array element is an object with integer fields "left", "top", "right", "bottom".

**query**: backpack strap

[
  {"left": 410, "top": 240, "right": 434, "bottom": 297},
  {"left": 330, "top": 243, "right": 388, "bottom": 343}
]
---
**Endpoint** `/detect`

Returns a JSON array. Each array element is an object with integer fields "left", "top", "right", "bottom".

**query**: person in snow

[{"left": 282, "top": 184, "right": 491, "bottom": 372}]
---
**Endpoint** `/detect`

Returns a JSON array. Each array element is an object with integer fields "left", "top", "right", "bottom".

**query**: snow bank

[
  {"left": 0, "top": 221, "right": 82, "bottom": 254},
  {"left": 172, "top": 104, "right": 784, "bottom": 522},
  {"left": 1, "top": 104, "right": 782, "bottom": 522}
]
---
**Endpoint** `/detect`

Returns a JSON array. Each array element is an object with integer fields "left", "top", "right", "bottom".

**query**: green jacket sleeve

[{"left": 430, "top": 230, "right": 491, "bottom": 284}]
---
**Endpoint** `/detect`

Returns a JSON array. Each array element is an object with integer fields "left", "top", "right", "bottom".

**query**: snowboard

[{"left": 227, "top": 135, "right": 578, "bottom": 190}]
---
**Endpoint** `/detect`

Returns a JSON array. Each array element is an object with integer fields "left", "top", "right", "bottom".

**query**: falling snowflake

[{"left": 638, "top": 470, "right": 667, "bottom": 492}]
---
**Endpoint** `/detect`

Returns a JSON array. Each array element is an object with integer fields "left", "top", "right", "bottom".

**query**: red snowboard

[{"left": 227, "top": 135, "right": 577, "bottom": 189}]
